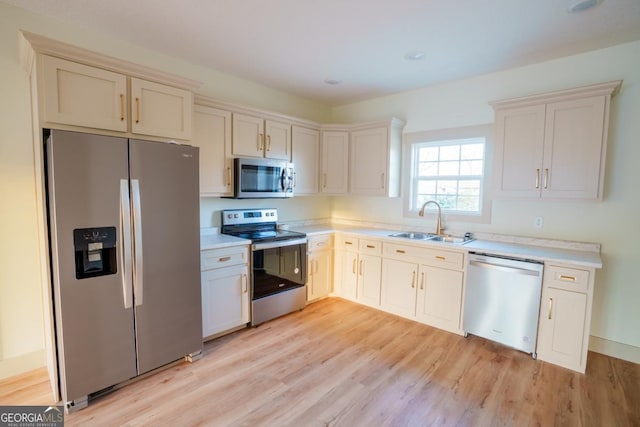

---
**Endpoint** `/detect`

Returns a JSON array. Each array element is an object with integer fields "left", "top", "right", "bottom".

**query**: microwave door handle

[{"left": 280, "top": 168, "right": 286, "bottom": 191}]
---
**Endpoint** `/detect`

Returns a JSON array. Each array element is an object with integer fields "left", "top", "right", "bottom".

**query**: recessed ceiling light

[
  {"left": 324, "top": 79, "right": 342, "bottom": 85},
  {"left": 568, "top": 0, "right": 599, "bottom": 13},
  {"left": 404, "top": 50, "right": 426, "bottom": 61}
]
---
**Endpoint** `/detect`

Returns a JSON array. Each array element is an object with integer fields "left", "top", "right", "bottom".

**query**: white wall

[
  {"left": 331, "top": 41, "right": 640, "bottom": 351},
  {"left": 0, "top": 2, "right": 331, "bottom": 379}
]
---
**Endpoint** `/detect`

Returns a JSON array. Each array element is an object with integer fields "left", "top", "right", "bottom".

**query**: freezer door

[
  {"left": 46, "top": 130, "right": 137, "bottom": 402},
  {"left": 128, "top": 140, "right": 202, "bottom": 373}
]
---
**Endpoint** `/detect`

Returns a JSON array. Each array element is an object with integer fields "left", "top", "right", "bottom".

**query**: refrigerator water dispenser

[{"left": 73, "top": 227, "right": 117, "bottom": 279}]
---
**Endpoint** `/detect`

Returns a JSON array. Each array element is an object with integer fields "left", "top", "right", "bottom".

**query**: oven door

[{"left": 251, "top": 239, "right": 307, "bottom": 300}]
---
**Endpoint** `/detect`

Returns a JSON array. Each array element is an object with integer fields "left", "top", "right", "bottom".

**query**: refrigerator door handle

[
  {"left": 131, "top": 179, "right": 144, "bottom": 306},
  {"left": 120, "top": 180, "right": 133, "bottom": 309}
]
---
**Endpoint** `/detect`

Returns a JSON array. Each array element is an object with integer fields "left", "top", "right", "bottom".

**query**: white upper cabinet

[
  {"left": 40, "top": 55, "right": 128, "bottom": 132},
  {"left": 291, "top": 125, "right": 320, "bottom": 195},
  {"left": 232, "top": 113, "right": 291, "bottom": 160},
  {"left": 192, "top": 105, "right": 233, "bottom": 196},
  {"left": 349, "top": 120, "right": 403, "bottom": 197},
  {"left": 320, "top": 130, "right": 349, "bottom": 195},
  {"left": 130, "top": 78, "right": 193, "bottom": 140},
  {"left": 38, "top": 55, "right": 194, "bottom": 140},
  {"left": 492, "top": 81, "right": 621, "bottom": 200}
]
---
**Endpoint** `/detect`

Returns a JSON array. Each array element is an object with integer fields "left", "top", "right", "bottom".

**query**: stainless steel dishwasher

[{"left": 462, "top": 252, "right": 544, "bottom": 357}]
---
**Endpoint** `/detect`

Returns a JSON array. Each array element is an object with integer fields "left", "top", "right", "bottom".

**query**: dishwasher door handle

[{"left": 469, "top": 260, "right": 541, "bottom": 277}]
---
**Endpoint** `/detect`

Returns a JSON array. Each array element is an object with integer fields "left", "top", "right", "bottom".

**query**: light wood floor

[{"left": 2, "top": 297, "right": 639, "bottom": 426}]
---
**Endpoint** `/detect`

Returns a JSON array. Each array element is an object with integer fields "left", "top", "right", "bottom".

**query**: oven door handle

[{"left": 252, "top": 238, "right": 307, "bottom": 251}]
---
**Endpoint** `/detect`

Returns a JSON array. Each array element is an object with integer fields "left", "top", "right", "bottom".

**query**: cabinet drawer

[
  {"left": 545, "top": 264, "right": 590, "bottom": 292},
  {"left": 308, "top": 234, "right": 333, "bottom": 251},
  {"left": 383, "top": 243, "right": 464, "bottom": 270},
  {"left": 359, "top": 239, "right": 382, "bottom": 255},
  {"left": 201, "top": 245, "right": 248, "bottom": 271},
  {"left": 336, "top": 235, "right": 359, "bottom": 251}
]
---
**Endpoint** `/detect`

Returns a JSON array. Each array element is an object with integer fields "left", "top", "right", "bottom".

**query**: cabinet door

[
  {"left": 350, "top": 127, "right": 388, "bottom": 195},
  {"left": 193, "top": 105, "right": 232, "bottom": 196},
  {"left": 130, "top": 78, "right": 193, "bottom": 140},
  {"left": 335, "top": 250, "right": 358, "bottom": 301},
  {"left": 493, "top": 105, "right": 546, "bottom": 198},
  {"left": 357, "top": 254, "right": 382, "bottom": 307},
  {"left": 415, "top": 265, "right": 463, "bottom": 333},
  {"left": 265, "top": 120, "right": 291, "bottom": 160},
  {"left": 41, "top": 55, "right": 128, "bottom": 132},
  {"left": 232, "top": 113, "right": 265, "bottom": 157},
  {"left": 537, "top": 287, "right": 588, "bottom": 372},
  {"left": 380, "top": 258, "right": 417, "bottom": 317},
  {"left": 542, "top": 96, "right": 606, "bottom": 199},
  {"left": 307, "top": 250, "right": 333, "bottom": 301},
  {"left": 321, "top": 131, "right": 349, "bottom": 194},
  {"left": 292, "top": 126, "right": 320, "bottom": 194},
  {"left": 201, "top": 264, "right": 249, "bottom": 339}
]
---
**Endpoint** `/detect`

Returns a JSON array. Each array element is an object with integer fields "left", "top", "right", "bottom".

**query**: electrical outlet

[{"left": 534, "top": 216, "right": 544, "bottom": 229}]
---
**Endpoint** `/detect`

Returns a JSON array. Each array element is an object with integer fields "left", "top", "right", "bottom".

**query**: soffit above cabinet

[
  {"left": 490, "top": 80, "right": 622, "bottom": 110},
  {"left": 19, "top": 31, "right": 202, "bottom": 91}
]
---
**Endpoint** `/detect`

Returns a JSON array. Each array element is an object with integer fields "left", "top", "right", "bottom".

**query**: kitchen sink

[
  {"left": 389, "top": 231, "right": 474, "bottom": 245},
  {"left": 427, "top": 235, "right": 474, "bottom": 245},
  {"left": 389, "top": 231, "right": 434, "bottom": 240}
]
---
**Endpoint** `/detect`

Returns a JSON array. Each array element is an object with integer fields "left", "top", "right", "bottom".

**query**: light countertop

[{"left": 288, "top": 224, "right": 602, "bottom": 269}]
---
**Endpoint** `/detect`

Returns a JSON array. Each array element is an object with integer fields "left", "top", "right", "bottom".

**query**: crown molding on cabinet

[
  {"left": 19, "top": 30, "right": 202, "bottom": 90},
  {"left": 489, "top": 80, "right": 622, "bottom": 110}
]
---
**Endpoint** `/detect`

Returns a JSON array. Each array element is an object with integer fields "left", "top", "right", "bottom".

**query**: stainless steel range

[{"left": 221, "top": 208, "right": 307, "bottom": 325}]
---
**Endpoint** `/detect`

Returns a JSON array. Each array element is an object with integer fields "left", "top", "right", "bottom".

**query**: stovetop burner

[{"left": 220, "top": 208, "right": 306, "bottom": 243}]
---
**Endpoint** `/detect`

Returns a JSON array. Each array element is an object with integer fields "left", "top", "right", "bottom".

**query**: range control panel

[{"left": 221, "top": 208, "right": 278, "bottom": 226}]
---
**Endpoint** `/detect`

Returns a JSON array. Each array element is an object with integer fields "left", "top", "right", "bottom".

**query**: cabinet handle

[
  {"left": 560, "top": 275, "right": 576, "bottom": 282},
  {"left": 544, "top": 168, "right": 549, "bottom": 189},
  {"left": 420, "top": 272, "right": 425, "bottom": 290},
  {"left": 242, "top": 274, "right": 248, "bottom": 293},
  {"left": 226, "top": 166, "right": 232, "bottom": 187},
  {"left": 411, "top": 271, "right": 416, "bottom": 288},
  {"left": 366, "top": 244, "right": 375, "bottom": 249},
  {"left": 218, "top": 256, "right": 231, "bottom": 262},
  {"left": 135, "top": 97, "right": 140, "bottom": 124},
  {"left": 344, "top": 241, "right": 353, "bottom": 245},
  {"left": 308, "top": 260, "right": 313, "bottom": 277},
  {"left": 435, "top": 255, "right": 446, "bottom": 261},
  {"left": 359, "top": 260, "right": 364, "bottom": 276},
  {"left": 380, "top": 173, "right": 385, "bottom": 189},
  {"left": 352, "top": 259, "right": 357, "bottom": 274},
  {"left": 548, "top": 297, "right": 553, "bottom": 319},
  {"left": 258, "top": 133, "right": 264, "bottom": 151},
  {"left": 535, "top": 168, "right": 540, "bottom": 189},
  {"left": 119, "top": 94, "right": 125, "bottom": 121},
  {"left": 323, "top": 173, "right": 327, "bottom": 188},
  {"left": 267, "top": 135, "right": 271, "bottom": 151},
  {"left": 396, "top": 249, "right": 406, "bottom": 254},
  {"left": 293, "top": 171, "right": 297, "bottom": 188}
]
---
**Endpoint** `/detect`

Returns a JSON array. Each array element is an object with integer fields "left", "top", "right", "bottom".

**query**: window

[{"left": 403, "top": 125, "right": 492, "bottom": 222}]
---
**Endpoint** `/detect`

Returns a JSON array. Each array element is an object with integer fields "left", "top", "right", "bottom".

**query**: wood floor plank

[{"left": 1, "top": 297, "right": 639, "bottom": 426}]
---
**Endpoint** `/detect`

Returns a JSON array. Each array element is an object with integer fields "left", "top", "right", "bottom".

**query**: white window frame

[{"left": 403, "top": 124, "right": 493, "bottom": 224}]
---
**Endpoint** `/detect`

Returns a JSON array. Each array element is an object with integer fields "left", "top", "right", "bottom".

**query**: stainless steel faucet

[{"left": 419, "top": 200, "right": 444, "bottom": 235}]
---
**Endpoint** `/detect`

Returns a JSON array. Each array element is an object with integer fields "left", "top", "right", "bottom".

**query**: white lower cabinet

[
  {"left": 381, "top": 242, "right": 465, "bottom": 334},
  {"left": 201, "top": 245, "right": 250, "bottom": 340},
  {"left": 306, "top": 234, "right": 334, "bottom": 301},
  {"left": 415, "top": 266, "right": 464, "bottom": 334},
  {"left": 381, "top": 258, "right": 417, "bottom": 318},
  {"left": 536, "top": 263, "right": 594, "bottom": 373},
  {"left": 333, "top": 235, "right": 382, "bottom": 307}
]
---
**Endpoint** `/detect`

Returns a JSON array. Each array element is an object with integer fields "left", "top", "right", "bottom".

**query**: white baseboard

[
  {"left": 0, "top": 349, "right": 46, "bottom": 380},
  {"left": 590, "top": 335, "right": 640, "bottom": 364}
]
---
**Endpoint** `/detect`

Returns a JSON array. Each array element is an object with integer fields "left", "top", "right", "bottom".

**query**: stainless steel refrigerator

[{"left": 45, "top": 130, "right": 202, "bottom": 411}]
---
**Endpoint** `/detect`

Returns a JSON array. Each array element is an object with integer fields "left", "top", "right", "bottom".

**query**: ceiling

[{"left": 4, "top": 0, "right": 640, "bottom": 105}]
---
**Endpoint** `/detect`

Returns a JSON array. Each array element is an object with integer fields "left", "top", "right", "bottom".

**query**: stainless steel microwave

[{"left": 233, "top": 157, "right": 295, "bottom": 198}]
